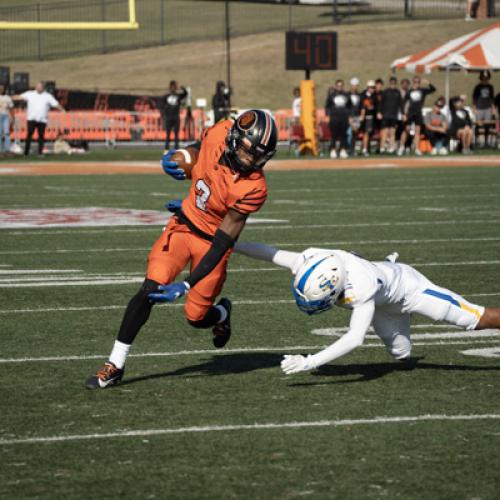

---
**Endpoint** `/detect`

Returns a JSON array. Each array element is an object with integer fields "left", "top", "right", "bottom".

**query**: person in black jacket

[
  {"left": 325, "top": 79, "right": 351, "bottom": 159},
  {"left": 360, "top": 80, "right": 378, "bottom": 157},
  {"left": 404, "top": 77, "right": 436, "bottom": 155},
  {"left": 163, "top": 80, "right": 187, "bottom": 150},
  {"left": 380, "top": 76, "right": 403, "bottom": 153},
  {"left": 212, "top": 81, "right": 231, "bottom": 123},
  {"left": 450, "top": 96, "right": 473, "bottom": 154}
]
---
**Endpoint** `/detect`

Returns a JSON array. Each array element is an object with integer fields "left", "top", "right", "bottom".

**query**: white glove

[{"left": 281, "top": 354, "right": 315, "bottom": 375}]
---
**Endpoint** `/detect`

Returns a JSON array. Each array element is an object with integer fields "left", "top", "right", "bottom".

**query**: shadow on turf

[
  {"left": 120, "top": 352, "right": 283, "bottom": 386},
  {"left": 289, "top": 357, "right": 500, "bottom": 386}
]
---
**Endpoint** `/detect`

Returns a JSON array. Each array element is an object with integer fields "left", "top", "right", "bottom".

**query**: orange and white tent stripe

[{"left": 391, "top": 22, "right": 500, "bottom": 73}]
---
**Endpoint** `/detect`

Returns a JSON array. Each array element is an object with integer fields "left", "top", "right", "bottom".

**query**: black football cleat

[
  {"left": 212, "top": 298, "right": 232, "bottom": 348},
  {"left": 85, "top": 361, "right": 124, "bottom": 390}
]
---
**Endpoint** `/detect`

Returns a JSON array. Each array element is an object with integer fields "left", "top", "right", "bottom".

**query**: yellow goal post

[{"left": 0, "top": 0, "right": 138, "bottom": 30}]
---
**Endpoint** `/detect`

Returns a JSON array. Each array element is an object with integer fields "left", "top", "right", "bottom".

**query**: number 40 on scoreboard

[{"left": 285, "top": 31, "right": 338, "bottom": 72}]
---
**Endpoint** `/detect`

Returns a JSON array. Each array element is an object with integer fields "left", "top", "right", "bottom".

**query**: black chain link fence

[{"left": 0, "top": 0, "right": 494, "bottom": 62}]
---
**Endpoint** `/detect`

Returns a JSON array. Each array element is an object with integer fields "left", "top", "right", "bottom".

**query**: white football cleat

[
  {"left": 330, "top": 149, "right": 337, "bottom": 159},
  {"left": 339, "top": 149, "right": 348, "bottom": 159}
]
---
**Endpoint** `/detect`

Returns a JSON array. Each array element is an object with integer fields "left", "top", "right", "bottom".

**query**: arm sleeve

[
  {"left": 185, "top": 229, "right": 235, "bottom": 288},
  {"left": 234, "top": 241, "right": 299, "bottom": 271},
  {"left": 307, "top": 300, "right": 375, "bottom": 369},
  {"left": 425, "top": 84, "right": 436, "bottom": 96},
  {"left": 49, "top": 95, "right": 59, "bottom": 107}
]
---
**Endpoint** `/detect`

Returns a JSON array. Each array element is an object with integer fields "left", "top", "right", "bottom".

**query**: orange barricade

[{"left": 11, "top": 108, "right": 329, "bottom": 143}]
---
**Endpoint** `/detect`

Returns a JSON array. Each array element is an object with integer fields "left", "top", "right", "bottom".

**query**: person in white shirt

[
  {"left": 0, "top": 85, "right": 14, "bottom": 154},
  {"left": 235, "top": 242, "right": 500, "bottom": 375},
  {"left": 13, "top": 81, "right": 65, "bottom": 156}
]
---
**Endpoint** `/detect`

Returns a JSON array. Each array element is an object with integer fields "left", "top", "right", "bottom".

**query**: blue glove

[
  {"left": 148, "top": 281, "right": 190, "bottom": 303},
  {"left": 161, "top": 150, "right": 186, "bottom": 180},
  {"left": 166, "top": 199, "right": 182, "bottom": 214}
]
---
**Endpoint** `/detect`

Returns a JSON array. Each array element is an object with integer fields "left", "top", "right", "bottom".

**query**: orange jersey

[{"left": 181, "top": 120, "right": 268, "bottom": 235}]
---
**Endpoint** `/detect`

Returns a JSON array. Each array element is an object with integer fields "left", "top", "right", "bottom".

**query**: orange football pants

[{"left": 146, "top": 217, "right": 232, "bottom": 322}]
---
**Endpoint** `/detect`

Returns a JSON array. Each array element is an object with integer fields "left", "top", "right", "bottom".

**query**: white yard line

[
  {"left": 1, "top": 339, "right": 499, "bottom": 364},
  {"left": 1, "top": 414, "right": 499, "bottom": 446},
  {"left": 1, "top": 218, "right": 498, "bottom": 239},
  {"left": 275, "top": 236, "right": 500, "bottom": 247},
  {"left": 272, "top": 182, "right": 500, "bottom": 193},
  {"left": 0, "top": 269, "right": 81, "bottom": 275},
  {"left": 243, "top": 219, "right": 500, "bottom": 231},
  {"left": 0, "top": 299, "right": 294, "bottom": 314},
  {"left": 1, "top": 261, "right": 500, "bottom": 288},
  {"left": 312, "top": 327, "right": 500, "bottom": 340},
  {"left": 1, "top": 292, "right": 499, "bottom": 314}
]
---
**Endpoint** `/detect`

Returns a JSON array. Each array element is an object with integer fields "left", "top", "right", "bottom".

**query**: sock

[
  {"left": 215, "top": 304, "right": 228, "bottom": 323},
  {"left": 109, "top": 340, "right": 131, "bottom": 369}
]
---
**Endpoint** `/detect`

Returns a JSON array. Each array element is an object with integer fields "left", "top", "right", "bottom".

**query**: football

[{"left": 171, "top": 147, "right": 199, "bottom": 179}]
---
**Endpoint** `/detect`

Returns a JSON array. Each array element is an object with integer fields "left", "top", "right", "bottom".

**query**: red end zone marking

[{"left": 0, "top": 207, "right": 170, "bottom": 228}]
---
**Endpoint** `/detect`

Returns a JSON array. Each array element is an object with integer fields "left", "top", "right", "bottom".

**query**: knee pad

[
  {"left": 138, "top": 279, "right": 161, "bottom": 301},
  {"left": 387, "top": 335, "right": 411, "bottom": 360}
]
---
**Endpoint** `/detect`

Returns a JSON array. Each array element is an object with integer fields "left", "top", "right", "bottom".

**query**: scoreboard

[{"left": 285, "top": 31, "right": 338, "bottom": 71}]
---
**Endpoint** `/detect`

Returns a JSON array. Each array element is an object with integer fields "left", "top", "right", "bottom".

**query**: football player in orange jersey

[{"left": 86, "top": 109, "right": 278, "bottom": 389}]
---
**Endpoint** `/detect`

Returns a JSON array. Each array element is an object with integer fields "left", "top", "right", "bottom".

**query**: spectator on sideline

[
  {"left": 380, "top": 76, "right": 402, "bottom": 153},
  {"left": 465, "top": 0, "right": 479, "bottom": 20},
  {"left": 424, "top": 97, "right": 448, "bottom": 155},
  {"left": 162, "top": 80, "right": 187, "bottom": 150},
  {"left": 0, "top": 84, "right": 14, "bottom": 155},
  {"left": 397, "top": 78, "right": 410, "bottom": 155},
  {"left": 12, "top": 81, "right": 65, "bottom": 157},
  {"left": 360, "top": 80, "right": 377, "bottom": 157},
  {"left": 53, "top": 131, "right": 87, "bottom": 155},
  {"left": 212, "top": 81, "right": 231, "bottom": 123},
  {"left": 472, "top": 70, "right": 496, "bottom": 145},
  {"left": 450, "top": 96, "right": 474, "bottom": 154},
  {"left": 292, "top": 87, "right": 301, "bottom": 125},
  {"left": 374, "top": 78, "right": 384, "bottom": 145},
  {"left": 348, "top": 77, "right": 362, "bottom": 155},
  {"left": 325, "top": 79, "right": 351, "bottom": 159},
  {"left": 403, "top": 76, "right": 436, "bottom": 155}
]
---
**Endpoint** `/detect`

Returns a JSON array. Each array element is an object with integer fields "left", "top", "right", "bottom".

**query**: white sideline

[
  {"left": 1, "top": 339, "right": 499, "bottom": 364},
  {"left": 1, "top": 414, "right": 499, "bottom": 446}
]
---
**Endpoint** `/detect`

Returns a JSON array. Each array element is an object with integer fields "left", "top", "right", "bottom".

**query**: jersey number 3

[{"left": 195, "top": 179, "right": 211, "bottom": 211}]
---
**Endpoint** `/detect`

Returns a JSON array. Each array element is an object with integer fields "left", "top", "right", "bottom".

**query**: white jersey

[{"left": 235, "top": 242, "right": 484, "bottom": 368}]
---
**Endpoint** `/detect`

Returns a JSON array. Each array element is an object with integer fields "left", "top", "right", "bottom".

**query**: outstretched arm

[
  {"left": 234, "top": 241, "right": 300, "bottom": 271},
  {"left": 281, "top": 300, "right": 375, "bottom": 374}
]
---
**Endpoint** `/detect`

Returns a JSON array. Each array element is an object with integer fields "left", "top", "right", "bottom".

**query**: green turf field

[{"left": 1, "top": 166, "right": 500, "bottom": 499}]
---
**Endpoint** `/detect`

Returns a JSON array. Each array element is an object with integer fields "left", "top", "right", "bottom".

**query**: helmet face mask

[
  {"left": 226, "top": 109, "right": 277, "bottom": 175},
  {"left": 292, "top": 253, "right": 346, "bottom": 315}
]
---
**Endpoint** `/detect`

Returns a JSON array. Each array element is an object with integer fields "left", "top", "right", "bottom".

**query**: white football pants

[{"left": 372, "top": 263, "right": 484, "bottom": 360}]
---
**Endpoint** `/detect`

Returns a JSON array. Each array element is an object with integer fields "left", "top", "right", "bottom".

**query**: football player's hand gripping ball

[
  {"left": 148, "top": 282, "right": 190, "bottom": 303},
  {"left": 165, "top": 199, "right": 182, "bottom": 214},
  {"left": 161, "top": 150, "right": 186, "bottom": 180},
  {"left": 281, "top": 354, "right": 315, "bottom": 375}
]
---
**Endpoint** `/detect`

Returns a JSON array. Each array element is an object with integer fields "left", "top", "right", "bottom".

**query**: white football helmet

[{"left": 292, "top": 252, "right": 346, "bottom": 315}]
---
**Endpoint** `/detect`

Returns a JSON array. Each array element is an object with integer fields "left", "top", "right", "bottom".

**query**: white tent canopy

[{"left": 391, "top": 22, "right": 500, "bottom": 104}]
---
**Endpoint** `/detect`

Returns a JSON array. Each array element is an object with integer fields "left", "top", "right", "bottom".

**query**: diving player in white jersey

[{"left": 235, "top": 242, "right": 500, "bottom": 375}]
